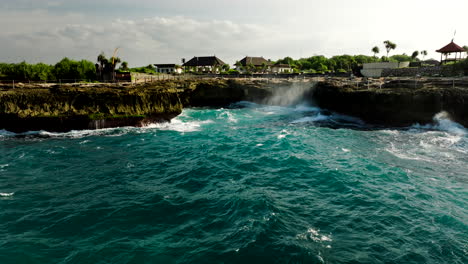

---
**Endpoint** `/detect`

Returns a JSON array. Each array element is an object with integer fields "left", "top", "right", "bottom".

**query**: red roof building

[{"left": 436, "top": 40, "right": 466, "bottom": 64}]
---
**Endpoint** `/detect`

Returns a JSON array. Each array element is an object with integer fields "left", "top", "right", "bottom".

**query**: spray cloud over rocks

[{"left": 263, "top": 81, "right": 317, "bottom": 106}]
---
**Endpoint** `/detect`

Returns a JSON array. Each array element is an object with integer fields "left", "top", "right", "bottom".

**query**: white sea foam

[
  {"left": 385, "top": 142, "right": 434, "bottom": 162},
  {"left": 411, "top": 111, "right": 467, "bottom": 135},
  {"left": 0, "top": 192, "right": 14, "bottom": 197},
  {"left": 0, "top": 130, "right": 16, "bottom": 137},
  {"left": 277, "top": 129, "right": 290, "bottom": 139},
  {"left": 217, "top": 111, "right": 238, "bottom": 123},
  {"left": 145, "top": 118, "right": 213, "bottom": 132},
  {"left": 0, "top": 127, "right": 131, "bottom": 139},
  {"left": 291, "top": 114, "right": 330, "bottom": 123},
  {"left": 296, "top": 228, "right": 333, "bottom": 243},
  {"left": 294, "top": 104, "right": 320, "bottom": 112},
  {"left": 383, "top": 112, "right": 468, "bottom": 162},
  {"left": 379, "top": 129, "right": 400, "bottom": 135},
  {"left": 0, "top": 164, "right": 9, "bottom": 169}
]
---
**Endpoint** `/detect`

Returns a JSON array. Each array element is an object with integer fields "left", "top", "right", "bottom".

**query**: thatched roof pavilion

[{"left": 436, "top": 41, "right": 465, "bottom": 64}]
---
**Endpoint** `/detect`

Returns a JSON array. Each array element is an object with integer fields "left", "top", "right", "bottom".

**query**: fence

[{"left": 2, "top": 75, "right": 467, "bottom": 90}]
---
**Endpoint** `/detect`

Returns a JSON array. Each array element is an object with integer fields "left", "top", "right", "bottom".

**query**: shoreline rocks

[
  {"left": 1, "top": 77, "right": 467, "bottom": 132},
  {"left": 311, "top": 78, "right": 468, "bottom": 127},
  {"left": 0, "top": 84, "right": 183, "bottom": 133}
]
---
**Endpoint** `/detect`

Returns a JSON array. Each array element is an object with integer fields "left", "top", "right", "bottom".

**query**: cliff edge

[
  {"left": 312, "top": 78, "right": 468, "bottom": 127},
  {"left": 0, "top": 83, "right": 183, "bottom": 132}
]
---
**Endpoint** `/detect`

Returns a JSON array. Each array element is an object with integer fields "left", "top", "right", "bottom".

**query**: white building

[
  {"left": 270, "top": 64, "right": 292, "bottom": 74},
  {"left": 154, "top": 64, "right": 183, "bottom": 74}
]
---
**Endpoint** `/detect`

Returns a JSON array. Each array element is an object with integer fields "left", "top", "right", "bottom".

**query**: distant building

[
  {"left": 183, "top": 56, "right": 225, "bottom": 73},
  {"left": 270, "top": 64, "right": 292, "bottom": 74},
  {"left": 154, "top": 64, "right": 182, "bottom": 74},
  {"left": 361, "top": 62, "right": 410, "bottom": 77},
  {"left": 236, "top": 56, "right": 271, "bottom": 73},
  {"left": 422, "top": 59, "right": 440, "bottom": 66},
  {"left": 436, "top": 40, "right": 466, "bottom": 64}
]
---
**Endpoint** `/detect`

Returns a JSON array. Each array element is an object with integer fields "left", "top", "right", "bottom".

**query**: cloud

[
  {"left": 1, "top": 1, "right": 468, "bottom": 66},
  {"left": 0, "top": 11, "right": 320, "bottom": 66}
]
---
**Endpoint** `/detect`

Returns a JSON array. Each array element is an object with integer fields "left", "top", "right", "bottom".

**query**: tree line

[
  {"left": 0, "top": 52, "right": 130, "bottom": 82},
  {"left": 0, "top": 58, "right": 96, "bottom": 81},
  {"left": 235, "top": 40, "right": 444, "bottom": 74},
  {"left": 2, "top": 42, "right": 468, "bottom": 80}
]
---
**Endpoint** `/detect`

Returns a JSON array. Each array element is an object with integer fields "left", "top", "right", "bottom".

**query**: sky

[{"left": 1, "top": 0, "right": 468, "bottom": 67}]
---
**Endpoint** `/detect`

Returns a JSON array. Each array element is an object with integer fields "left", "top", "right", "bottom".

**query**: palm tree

[
  {"left": 221, "top": 64, "right": 230, "bottom": 72},
  {"left": 383, "top": 40, "right": 397, "bottom": 60},
  {"left": 96, "top": 52, "right": 108, "bottom": 79},
  {"left": 110, "top": 56, "right": 121, "bottom": 70},
  {"left": 247, "top": 63, "right": 256, "bottom": 73},
  {"left": 411, "top": 51, "right": 419, "bottom": 61},
  {"left": 234, "top": 61, "right": 242, "bottom": 71},
  {"left": 421, "top": 50, "right": 428, "bottom": 61},
  {"left": 97, "top": 52, "right": 108, "bottom": 69},
  {"left": 372, "top": 46, "right": 380, "bottom": 58},
  {"left": 261, "top": 62, "right": 268, "bottom": 73},
  {"left": 120, "top": 61, "right": 129, "bottom": 71}
]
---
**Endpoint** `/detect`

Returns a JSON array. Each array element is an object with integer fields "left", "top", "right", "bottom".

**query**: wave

[
  {"left": 0, "top": 192, "right": 14, "bottom": 197},
  {"left": 383, "top": 112, "right": 468, "bottom": 163},
  {"left": 293, "top": 104, "right": 321, "bottom": 112},
  {"left": 410, "top": 111, "right": 467, "bottom": 135},
  {"left": 291, "top": 114, "right": 329, "bottom": 123},
  {"left": 0, "top": 110, "right": 215, "bottom": 138},
  {"left": 0, "top": 127, "right": 134, "bottom": 139},
  {"left": 145, "top": 118, "right": 213, "bottom": 132},
  {"left": 291, "top": 111, "right": 365, "bottom": 127}
]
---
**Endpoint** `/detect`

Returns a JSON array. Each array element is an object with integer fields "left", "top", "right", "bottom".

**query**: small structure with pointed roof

[
  {"left": 436, "top": 40, "right": 466, "bottom": 64},
  {"left": 183, "top": 56, "right": 225, "bottom": 73}
]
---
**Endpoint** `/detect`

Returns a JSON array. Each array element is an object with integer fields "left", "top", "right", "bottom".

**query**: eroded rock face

[
  {"left": 0, "top": 79, "right": 279, "bottom": 132},
  {"left": 312, "top": 80, "right": 468, "bottom": 127},
  {"left": 180, "top": 79, "right": 274, "bottom": 107},
  {"left": 0, "top": 84, "right": 183, "bottom": 132}
]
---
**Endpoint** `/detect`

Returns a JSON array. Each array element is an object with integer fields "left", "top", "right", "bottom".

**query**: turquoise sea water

[{"left": 0, "top": 102, "right": 467, "bottom": 264}]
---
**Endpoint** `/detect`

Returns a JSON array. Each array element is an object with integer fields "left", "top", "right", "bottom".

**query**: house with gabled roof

[
  {"left": 183, "top": 56, "right": 225, "bottom": 73},
  {"left": 235, "top": 56, "right": 272, "bottom": 73}
]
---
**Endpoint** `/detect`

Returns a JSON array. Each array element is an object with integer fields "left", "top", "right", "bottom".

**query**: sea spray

[{"left": 264, "top": 80, "right": 317, "bottom": 106}]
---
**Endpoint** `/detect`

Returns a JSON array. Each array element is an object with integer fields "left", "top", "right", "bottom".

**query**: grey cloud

[{"left": 0, "top": 14, "right": 303, "bottom": 66}]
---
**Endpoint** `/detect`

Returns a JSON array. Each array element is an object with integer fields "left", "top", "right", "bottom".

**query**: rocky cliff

[
  {"left": 0, "top": 79, "right": 280, "bottom": 132},
  {"left": 312, "top": 78, "right": 468, "bottom": 127},
  {"left": 0, "top": 83, "right": 183, "bottom": 132},
  {"left": 5, "top": 77, "right": 465, "bottom": 132}
]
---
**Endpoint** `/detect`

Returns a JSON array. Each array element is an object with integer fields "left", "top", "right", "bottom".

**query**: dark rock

[
  {"left": 0, "top": 84, "right": 182, "bottom": 132},
  {"left": 312, "top": 80, "right": 468, "bottom": 127}
]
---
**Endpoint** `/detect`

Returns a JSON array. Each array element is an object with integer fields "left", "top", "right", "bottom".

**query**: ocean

[{"left": 0, "top": 102, "right": 467, "bottom": 263}]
